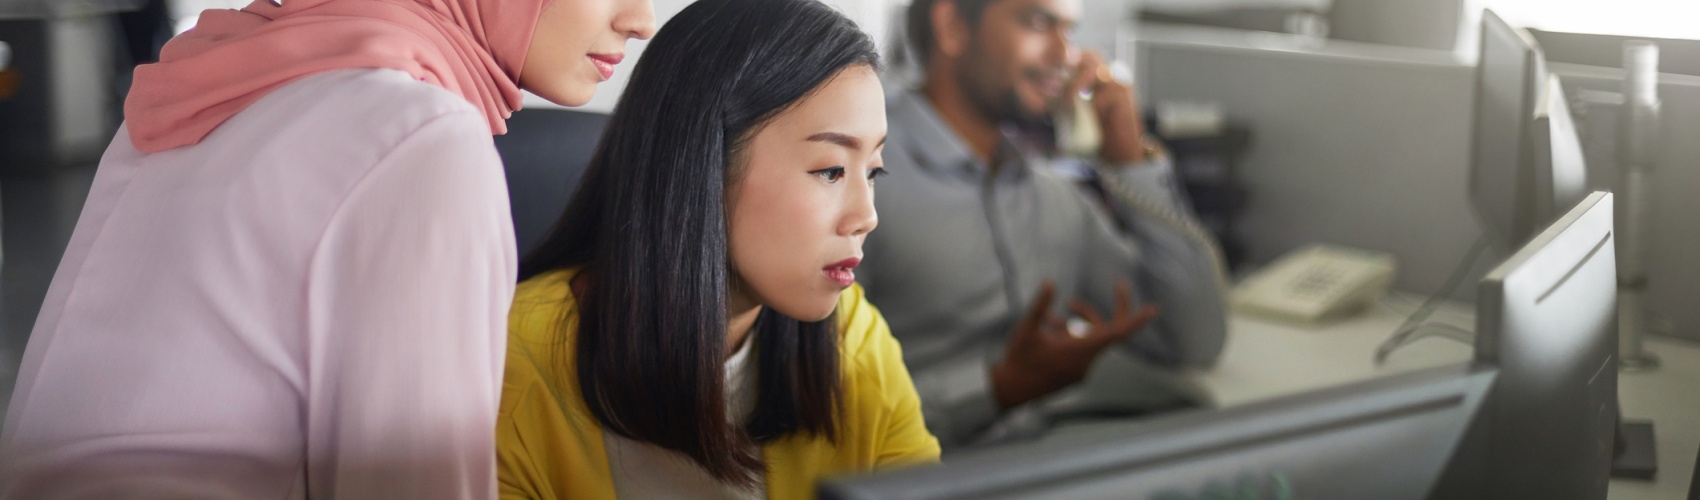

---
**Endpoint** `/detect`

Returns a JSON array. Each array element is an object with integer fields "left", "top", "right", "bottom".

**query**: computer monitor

[
  {"left": 1531, "top": 75, "right": 1590, "bottom": 226},
  {"left": 1470, "top": 10, "right": 1589, "bottom": 249},
  {"left": 819, "top": 364, "right": 1497, "bottom": 500},
  {"left": 1433, "top": 191, "right": 1618, "bottom": 500}
]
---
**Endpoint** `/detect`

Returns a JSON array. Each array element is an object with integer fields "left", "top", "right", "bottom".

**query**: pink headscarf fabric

[{"left": 125, "top": 0, "right": 548, "bottom": 153}]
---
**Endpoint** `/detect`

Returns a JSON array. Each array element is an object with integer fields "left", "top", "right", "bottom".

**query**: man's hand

[
  {"left": 1070, "top": 51, "right": 1148, "bottom": 165},
  {"left": 990, "top": 280, "right": 1159, "bottom": 410}
]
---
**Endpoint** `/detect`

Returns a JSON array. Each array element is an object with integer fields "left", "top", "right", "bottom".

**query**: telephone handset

[
  {"left": 1054, "top": 59, "right": 1134, "bottom": 159},
  {"left": 1055, "top": 97, "right": 1103, "bottom": 159},
  {"left": 1232, "top": 245, "right": 1398, "bottom": 324}
]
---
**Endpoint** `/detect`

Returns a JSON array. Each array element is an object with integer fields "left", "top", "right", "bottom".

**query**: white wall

[{"left": 1483, "top": 0, "right": 1700, "bottom": 41}]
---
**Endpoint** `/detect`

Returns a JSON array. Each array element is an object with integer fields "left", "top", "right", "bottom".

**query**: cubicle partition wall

[
  {"left": 1135, "top": 25, "right": 1489, "bottom": 299},
  {"left": 1136, "top": 25, "right": 1700, "bottom": 341}
]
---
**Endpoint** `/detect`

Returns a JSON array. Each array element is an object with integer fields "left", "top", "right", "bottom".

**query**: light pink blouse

[{"left": 0, "top": 68, "right": 516, "bottom": 499}]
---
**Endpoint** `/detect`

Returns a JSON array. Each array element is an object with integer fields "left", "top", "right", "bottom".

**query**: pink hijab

[{"left": 125, "top": 0, "right": 549, "bottom": 153}]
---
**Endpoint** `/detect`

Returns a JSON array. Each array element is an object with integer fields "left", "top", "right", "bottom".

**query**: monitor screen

[{"left": 820, "top": 365, "right": 1496, "bottom": 500}]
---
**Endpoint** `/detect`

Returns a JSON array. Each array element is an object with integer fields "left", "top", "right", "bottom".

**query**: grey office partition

[{"left": 1136, "top": 25, "right": 1486, "bottom": 299}]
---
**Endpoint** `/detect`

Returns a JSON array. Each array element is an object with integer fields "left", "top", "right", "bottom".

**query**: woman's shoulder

[
  {"left": 833, "top": 283, "right": 880, "bottom": 353},
  {"left": 501, "top": 269, "right": 581, "bottom": 412},
  {"left": 294, "top": 69, "right": 481, "bottom": 123},
  {"left": 233, "top": 69, "right": 489, "bottom": 159},
  {"left": 510, "top": 269, "right": 580, "bottom": 345},
  {"left": 515, "top": 268, "right": 578, "bottom": 307},
  {"left": 833, "top": 283, "right": 903, "bottom": 380},
  {"left": 831, "top": 284, "right": 940, "bottom": 461}
]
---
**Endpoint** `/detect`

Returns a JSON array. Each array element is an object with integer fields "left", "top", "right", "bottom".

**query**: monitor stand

[{"left": 1613, "top": 417, "right": 1658, "bottom": 480}]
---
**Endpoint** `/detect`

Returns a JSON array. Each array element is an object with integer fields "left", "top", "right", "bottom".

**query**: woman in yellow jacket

[{"left": 495, "top": 0, "right": 939, "bottom": 498}]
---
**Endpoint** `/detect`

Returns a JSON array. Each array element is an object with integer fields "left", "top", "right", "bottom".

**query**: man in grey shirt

[{"left": 858, "top": 0, "right": 1228, "bottom": 448}]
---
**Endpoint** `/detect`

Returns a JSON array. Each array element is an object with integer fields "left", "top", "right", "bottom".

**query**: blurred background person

[{"left": 857, "top": 0, "right": 1228, "bottom": 449}]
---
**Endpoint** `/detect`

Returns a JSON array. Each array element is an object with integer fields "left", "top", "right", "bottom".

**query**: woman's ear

[{"left": 931, "top": 0, "right": 971, "bottom": 60}]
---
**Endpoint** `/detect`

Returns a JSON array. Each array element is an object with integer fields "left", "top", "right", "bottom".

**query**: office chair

[{"left": 492, "top": 108, "right": 609, "bottom": 257}]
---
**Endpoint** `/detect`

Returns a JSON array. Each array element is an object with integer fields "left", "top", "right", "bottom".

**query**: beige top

[{"left": 603, "top": 334, "right": 764, "bottom": 499}]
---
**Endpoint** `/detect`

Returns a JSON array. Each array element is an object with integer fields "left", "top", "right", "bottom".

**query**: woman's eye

[
  {"left": 812, "top": 166, "right": 846, "bottom": 183},
  {"left": 868, "top": 167, "right": 888, "bottom": 185}
]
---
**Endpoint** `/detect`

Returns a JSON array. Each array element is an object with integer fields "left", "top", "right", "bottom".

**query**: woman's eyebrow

[{"left": 806, "top": 132, "right": 887, "bottom": 152}]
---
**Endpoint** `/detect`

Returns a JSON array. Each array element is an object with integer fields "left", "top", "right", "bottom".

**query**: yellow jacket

[{"left": 496, "top": 269, "right": 941, "bottom": 499}]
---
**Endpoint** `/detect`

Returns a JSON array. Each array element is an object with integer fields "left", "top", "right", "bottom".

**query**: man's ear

[{"left": 931, "top": 0, "right": 971, "bottom": 60}]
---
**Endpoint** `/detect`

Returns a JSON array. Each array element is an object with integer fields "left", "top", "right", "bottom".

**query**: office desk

[{"left": 1195, "top": 295, "right": 1700, "bottom": 500}]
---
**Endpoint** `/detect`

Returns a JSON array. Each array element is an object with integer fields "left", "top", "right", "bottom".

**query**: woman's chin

[
  {"left": 522, "top": 82, "right": 595, "bottom": 108},
  {"left": 770, "top": 299, "right": 839, "bottom": 324}
]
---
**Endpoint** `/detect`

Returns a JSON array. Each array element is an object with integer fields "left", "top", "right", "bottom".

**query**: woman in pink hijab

[{"left": 0, "top": 0, "right": 654, "bottom": 497}]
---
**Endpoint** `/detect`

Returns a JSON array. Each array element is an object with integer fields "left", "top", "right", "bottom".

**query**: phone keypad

[{"left": 1290, "top": 267, "right": 1345, "bottom": 298}]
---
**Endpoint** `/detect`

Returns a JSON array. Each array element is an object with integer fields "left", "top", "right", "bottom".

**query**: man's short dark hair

[{"left": 905, "top": 0, "right": 1000, "bottom": 66}]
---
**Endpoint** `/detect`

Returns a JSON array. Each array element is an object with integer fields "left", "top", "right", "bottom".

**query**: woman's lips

[
  {"left": 823, "top": 258, "right": 861, "bottom": 288},
  {"left": 823, "top": 268, "right": 855, "bottom": 287},
  {"left": 588, "top": 53, "right": 623, "bottom": 81}
]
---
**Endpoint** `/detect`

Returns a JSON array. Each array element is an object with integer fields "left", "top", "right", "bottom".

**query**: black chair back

[{"left": 494, "top": 108, "right": 609, "bottom": 257}]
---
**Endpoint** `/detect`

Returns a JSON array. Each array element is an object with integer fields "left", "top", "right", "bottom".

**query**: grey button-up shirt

[{"left": 860, "top": 91, "right": 1228, "bottom": 447}]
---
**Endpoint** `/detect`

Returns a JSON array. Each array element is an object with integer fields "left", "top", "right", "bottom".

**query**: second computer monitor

[{"left": 1470, "top": 10, "right": 1588, "bottom": 249}]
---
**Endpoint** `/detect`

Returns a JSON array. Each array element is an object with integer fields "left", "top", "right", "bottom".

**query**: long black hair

[{"left": 518, "top": 0, "right": 880, "bottom": 486}]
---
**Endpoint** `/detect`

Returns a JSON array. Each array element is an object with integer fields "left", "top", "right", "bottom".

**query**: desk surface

[{"left": 1200, "top": 295, "right": 1699, "bottom": 500}]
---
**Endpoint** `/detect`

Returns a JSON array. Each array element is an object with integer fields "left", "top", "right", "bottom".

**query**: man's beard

[{"left": 957, "top": 47, "right": 1053, "bottom": 128}]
